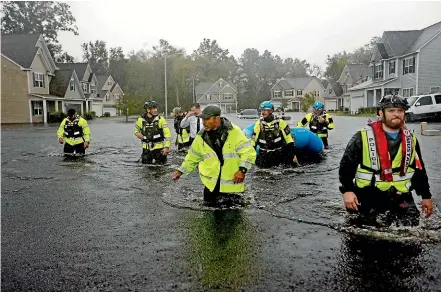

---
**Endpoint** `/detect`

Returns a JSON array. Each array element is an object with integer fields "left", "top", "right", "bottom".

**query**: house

[
  {"left": 56, "top": 63, "right": 99, "bottom": 115},
  {"left": 1, "top": 34, "right": 60, "bottom": 124},
  {"left": 323, "top": 81, "right": 343, "bottom": 110},
  {"left": 270, "top": 77, "right": 325, "bottom": 111},
  {"left": 49, "top": 69, "right": 86, "bottom": 113},
  {"left": 346, "top": 21, "right": 441, "bottom": 113},
  {"left": 195, "top": 78, "right": 237, "bottom": 113},
  {"left": 336, "top": 63, "right": 372, "bottom": 112},
  {"left": 96, "top": 75, "right": 124, "bottom": 116}
]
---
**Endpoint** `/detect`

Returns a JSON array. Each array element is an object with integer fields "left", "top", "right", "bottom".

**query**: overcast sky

[{"left": 58, "top": 0, "right": 441, "bottom": 68}]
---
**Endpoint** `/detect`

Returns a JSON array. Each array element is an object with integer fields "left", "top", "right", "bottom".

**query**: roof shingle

[{"left": 1, "top": 34, "right": 40, "bottom": 68}]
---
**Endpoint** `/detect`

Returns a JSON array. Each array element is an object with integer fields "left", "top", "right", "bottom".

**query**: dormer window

[
  {"left": 82, "top": 83, "right": 89, "bottom": 93},
  {"left": 33, "top": 73, "right": 45, "bottom": 88},
  {"left": 374, "top": 63, "right": 383, "bottom": 79},
  {"left": 70, "top": 80, "right": 75, "bottom": 91},
  {"left": 91, "top": 83, "right": 95, "bottom": 93}
]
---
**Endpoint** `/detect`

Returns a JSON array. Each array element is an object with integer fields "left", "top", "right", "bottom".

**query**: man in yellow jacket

[
  {"left": 172, "top": 105, "right": 256, "bottom": 206},
  {"left": 134, "top": 100, "right": 172, "bottom": 164},
  {"left": 57, "top": 108, "right": 91, "bottom": 156},
  {"left": 297, "top": 101, "right": 334, "bottom": 149}
]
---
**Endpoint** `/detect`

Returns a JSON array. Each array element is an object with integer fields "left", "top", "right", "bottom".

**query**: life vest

[
  {"left": 355, "top": 122, "right": 421, "bottom": 193},
  {"left": 142, "top": 115, "right": 164, "bottom": 143},
  {"left": 64, "top": 116, "right": 83, "bottom": 139},
  {"left": 177, "top": 127, "right": 190, "bottom": 144},
  {"left": 256, "top": 118, "right": 284, "bottom": 151}
]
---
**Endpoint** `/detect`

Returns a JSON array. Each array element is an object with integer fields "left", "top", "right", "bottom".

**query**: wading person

[
  {"left": 339, "top": 94, "right": 433, "bottom": 227},
  {"left": 297, "top": 101, "right": 334, "bottom": 149},
  {"left": 57, "top": 108, "right": 91, "bottom": 156},
  {"left": 173, "top": 108, "right": 190, "bottom": 150},
  {"left": 180, "top": 103, "right": 203, "bottom": 144},
  {"left": 172, "top": 105, "right": 256, "bottom": 207},
  {"left": 134, "top": 101, "right": 171, "bottom": 164},
  {"left": 251, "top": 101, "right": 298, "bottom": 168}
]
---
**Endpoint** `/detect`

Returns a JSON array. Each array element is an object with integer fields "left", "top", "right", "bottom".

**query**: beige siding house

[
  {"left": 1, "top": 34, "right": 60, "bottom": 124},
  {"left": 195, "top": 78, "right": 237, "bottom": 113},
  {"left": 96, "top": 75, "right": 124, "bottom": 116}
]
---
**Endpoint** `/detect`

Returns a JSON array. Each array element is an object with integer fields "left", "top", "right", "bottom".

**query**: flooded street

[{"left": 2, "top": 113, "right": 441, "bottom": 291}]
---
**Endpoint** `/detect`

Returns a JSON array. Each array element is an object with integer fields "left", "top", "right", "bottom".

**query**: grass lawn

[{"left": 330, "top": 111, "right": 376, "bottom": 117}]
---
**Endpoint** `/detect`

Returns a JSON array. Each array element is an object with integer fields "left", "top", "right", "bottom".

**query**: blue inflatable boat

[{"left": 242, "top": 123, "right": 324, "bottom": 154}]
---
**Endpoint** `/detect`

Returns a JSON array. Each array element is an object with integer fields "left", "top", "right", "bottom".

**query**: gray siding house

[
  {"left": 347, "top": 21, "right": 441, "bottom": 113},
  {"left": 195, "top": 78, "right": 237, "bottom": 113},
  {"left": 323, "top": 81, "right": 343, "bottom": 110}
]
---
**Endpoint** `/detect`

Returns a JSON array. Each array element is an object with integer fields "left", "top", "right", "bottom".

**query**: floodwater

[{"left": 2, "top": 113, "right": 441, "bottom": 291}]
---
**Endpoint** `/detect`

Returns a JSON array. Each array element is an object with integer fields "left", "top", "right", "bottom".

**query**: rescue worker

[
  {"left": 180, "top": 103, "right": 203, "bottom": 144},
  {"left": 339, "top": 94, "right": 433, "bottom": 227},
  {"left": 57, "top": 108, "right": 91, "bottom": 156},
  {"left": 297, "top": 101, "right": 334, "bottom": 149},
  {"left": 172, "top": 105, "right": 256, "bottom": 207},
  {"left": 173, "top": 108, "right": 190, "bottom": 150},
  {"left": 251, "top": 101, "right": 298, "bottom": 168},
  {"left": 134, "top": 100, "right": 172, "bottom": 164}
]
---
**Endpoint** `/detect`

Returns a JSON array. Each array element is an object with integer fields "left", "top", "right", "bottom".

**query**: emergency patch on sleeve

[{"left": 284, "top": 126, "right": 291, "bottom": 135}]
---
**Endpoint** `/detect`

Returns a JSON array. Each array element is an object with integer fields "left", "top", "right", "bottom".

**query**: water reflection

[
  {"left": 186, "top": 209, "right": 257, "bottom": 290},
  {"left": 334, "top": 234, "right": 426, "bottom": 292}
]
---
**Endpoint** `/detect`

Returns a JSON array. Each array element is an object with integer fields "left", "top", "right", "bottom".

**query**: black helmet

[
  {"left": 378, "top": 94, "right": 410, "bottom": 111},
  {"left": 144, "top": 100, "right": 158, "bottom": 109}
]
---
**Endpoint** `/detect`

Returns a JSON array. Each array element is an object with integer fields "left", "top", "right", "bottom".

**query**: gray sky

[{"left": 58, "top": 0, "right": 441, "bottom": 69}]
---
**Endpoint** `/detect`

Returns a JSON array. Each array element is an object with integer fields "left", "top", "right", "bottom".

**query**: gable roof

[
  {"left": 403, "top": 20, "right": 441, "bottom": 54},
  {"left": 346, "top": 64, "right": 366, "bottom": 80},
  {"left": 56, "top": 63, "right": 88, "bottom": 79},
  {"left": 1, "top": 34, "right": 40, "bottom": 68},
  {"left": 330, "top": 81, "right": 343, "bottom": 97},
  {"left": 195, "top": 79, "right": 237, "bottom": 94},
  {"left": 110, "top": 83, "right": 117, "bottom": 91},
  {"left": 96, "top": 75, "right": 109, "bottom": 90},
  {"left": 49, "top": 69, "right": 73, "bottom": 97}
]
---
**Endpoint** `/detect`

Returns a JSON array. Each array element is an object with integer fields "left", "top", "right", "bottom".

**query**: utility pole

[
  {"left": 164, "top": 56, "right": 168, "bottom": 119},
  {"left": 192, "top": 76, "right": 195, "bottom": 103}
]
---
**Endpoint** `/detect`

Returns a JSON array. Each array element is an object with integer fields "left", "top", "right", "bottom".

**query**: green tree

[
  {"left": 1, "top": 1, "right": 78, "bottom": 57},
  {"left": 82, "top": 40, "right": 109, "bottom": 75},
  {"left": 109, "top": 47, "right": 127, "bottom": 86},
  {"left": 301, "top": 93, "right": 316, "bottom": 112},
  {"left": 115, "top": 95, "right": 144, "bottom": 122}
]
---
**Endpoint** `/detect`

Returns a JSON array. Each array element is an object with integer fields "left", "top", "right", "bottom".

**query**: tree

[
  {"left": 82, "top": 40, "right": 109, "bottom": 75},
  {"left": 56, "top": 52, "right": 75, "bottom": 63},
  {"left": 109, "top": 47, "right": 127, "bottom": 86},
  {"left": 1, "top": 1, "right": 78, "bottom": 57},
  {"left": 307, "top": 64, "right": 323, "bottom": 78},
  {"left": 115, "top": 95, "right": 144, "bottom": 122},
  {"left": 301, "top": 93, "right": 316, "bottom": 112},
  {"left": 324, "top": 51, "right": 349, "bottom": 81}
]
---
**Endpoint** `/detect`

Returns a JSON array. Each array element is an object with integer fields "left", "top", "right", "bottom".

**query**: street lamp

[{"left": 164, "top": 52, "right": 184, "bottom": 119}]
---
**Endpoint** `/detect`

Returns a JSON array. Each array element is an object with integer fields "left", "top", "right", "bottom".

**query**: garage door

[
  {"left": 92, "top": 103, "right": 103, "bottom": 116},
  {"left": 325, "top": 100, "right": 337, "bottom": 111},
  {"left": 103, "top": 107, "right": 117, "bottom": 116},
  {"left": 351, "top": 97, "right": 364, "bottom": 114}
]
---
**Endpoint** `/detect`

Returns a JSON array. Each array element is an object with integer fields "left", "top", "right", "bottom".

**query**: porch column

[
  {"left": 43, "top": 99, "right": 47, "bottom": 124},
  {"left": 55, "top": 100, "right": 59, "bottom": 111},
  {"left": 61, "top": 101, "right": 65, "bottom": 113},
  {"left": 29, "top": 100, "right": 33, "bottom": 124},
  {"left": 381, "top": 87, "right": 384, "bottom": 99},
  {"left": 85, "top": 100, "right": 89, "bottom": 112},
  {"left": 81, "top": 102, "right": 84, "bottom": 115}
]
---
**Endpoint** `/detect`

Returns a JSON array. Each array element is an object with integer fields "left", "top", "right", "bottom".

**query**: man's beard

[{"left": 383, "top": 116, "right": 404, "bottom": 129}]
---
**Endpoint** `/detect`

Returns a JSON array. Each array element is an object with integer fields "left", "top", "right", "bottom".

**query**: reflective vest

[
  {"left": 177, "top": 128, "right": 190, "bottom": 144},
  {"left": 134, "top": 115, "right": 171, "bottom": 150},
  {"left": 177, "top": 119, "right": 256, "bottom": 193},
  {"left": 252, "top": 117, "right": 293, "bottom": 152},
  {"left": 355, "top": 127, "right": 418, "bottom": 193},
  {"left": 64, "top": 117, "right": 83, "bottom": 139},
  {"left": 57, "top": 116, "right": 91, "bottom": 146},
  {"left": 297, "top": 112, "right": 334, "bottom": 138}
]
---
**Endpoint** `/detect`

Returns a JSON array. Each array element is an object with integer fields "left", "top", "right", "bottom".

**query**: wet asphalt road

[{"left": 2, "top": 113, "right": 441, "bottom": 291}]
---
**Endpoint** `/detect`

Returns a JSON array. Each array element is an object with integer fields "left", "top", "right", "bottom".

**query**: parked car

[
  {"left": 405, "top": 93, "right": 441, "bottom": 122},
  {"left": 238, "top": 109, "right": 259, "bottom": 119},
  {"left": 274, "top": 107, "right": 291, "bottom": 120}
]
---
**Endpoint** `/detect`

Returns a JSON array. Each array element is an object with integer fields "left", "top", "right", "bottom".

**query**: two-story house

[
  {"left": 1, "top": 34, "right": 60, "bottom": 123},
  {"left": 347, "top": 20, "right": 441, "bottom": 113},
  {"left": 323, "top": 81, "right": 343, "bottom": 110},
  {"left": 49, "top": 68, "right": 86, "bottom": 113},
  {"left": 56, "top": 63, "right": 99, "bottom": 115},
  {"left": 336, "top": 63, "right": 372, "bottom": 112},
  {"left": 270, "top": 77, "right": 325, "bottom": 111},
  {"left": 195, "top": 78, "right": 237, "bottom": 113},
  {"left": 96, "top": 75, "right": 124, "bottom": 116}
]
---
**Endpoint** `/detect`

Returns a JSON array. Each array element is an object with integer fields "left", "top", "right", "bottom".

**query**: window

[
  {"left": 296, "top": 90, "right": 303, "bottom": 96},
  {"left": 69, "top": 80, "right": 75, "bottom": 91},
  {"left": 106, "top": 94, "right": 111, "bottom": 101},
  {"left": 375, "top": 63, "right": 383, "bottom": 79},
  {"left": 91, "top": 83, "right": 95, "bottom": 94},
  {"left": 32, "top": 101, "right": 43, "bottom": 116},
  {"left": 417, "top": 96, "right": 433, "bottom": 106},
  {"left": 33, "top": 73, "right": 45, "bottom": 88},
  {"left": 273, "top": 91, "right": 281, "bottom": 98},
  {"left": 314, "top": 90, "right": 320, "bottom": 97},
  {"left": 403, "top": 57, "right": 415, "bottom": 74},
  {"left": 389, "top": 60, "right": 395, "bottom": 74},
  {"left": 284, "top": 90, "right": 294, "bottom": 97},
  {"left": 223, "top": 93, "right": 233, "bottom": 100},
  {"left": 430, "top": 86, "right": 440, "bottom": 94},
  {"left": 402, "top": 88, "right": 414, "bottom": 97},
  {"left": 108, "top": 81, "right": 112, "bottom": 85},
  {"left": 434, "top": 95, "right": 441, "bottom": 104},
  {"left": 82, "top": 83, "right": 89, "bottom": 93},
  {"left": 328, "top": 88, "right": 332, "bottom": 94},
  {"left": 206, "top": 93, "right": 211, "bottom": 100}
]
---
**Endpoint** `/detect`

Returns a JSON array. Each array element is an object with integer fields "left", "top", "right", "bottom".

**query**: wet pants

[
  {"left": 177, "top": 141, "right": 191, "bottom": 150},
  {"left": 203, "top": 175, "right": 244, "bottom": 207},
  {"left": 64, "top": 143, "right": 85, "bottom": 155},
  {"left": 142, "top": 149, "right": 167, "bottom": 165},
  {"left": 321, "top": 137, "right": 329, "bottom": 149},
  {"left": 349, "top": 188, "right": 420, "bottom": 227}
]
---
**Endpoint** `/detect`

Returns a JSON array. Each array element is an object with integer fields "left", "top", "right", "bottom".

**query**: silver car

[{"left": 238, "top": 109, "right": 259, "bottom": 119}]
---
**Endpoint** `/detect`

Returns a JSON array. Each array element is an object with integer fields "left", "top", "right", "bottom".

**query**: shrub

[
  {"left": 358, "top": 107, "right": 377, "bottom": 114},
  {"left": 90, "top": 111, "right": 96, "bottom": 118},
  {"left": 83, "top": 112, "right": 94, "bottom": 120},
  {"left": 48, "top": 111, "right": 66, "bottom": 123},
  {"left": 103, "top": 112, "right": 111, "bottom": 117}
]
